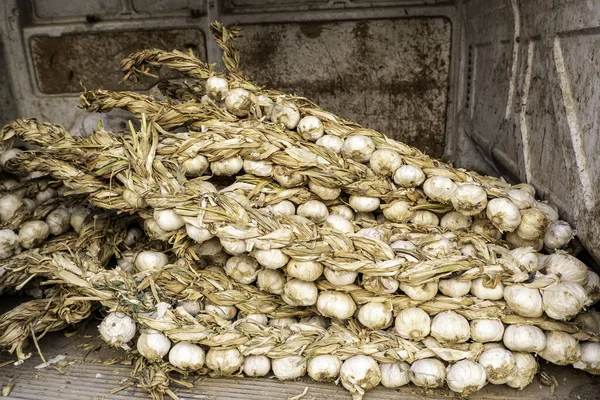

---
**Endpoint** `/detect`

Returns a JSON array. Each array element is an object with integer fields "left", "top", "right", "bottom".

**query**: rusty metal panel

[{"left": 235, "top": 19, "right": 451, "bottom": 157}]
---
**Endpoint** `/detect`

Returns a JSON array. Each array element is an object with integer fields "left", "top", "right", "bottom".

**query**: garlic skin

[
  {"left": 0, "top": 194, "right": 23, "bottom": 223},
  {"left": 324, "top": 215, "right": 354, "bottom": 234},
  {"left": 316, "top": 135, "right": 344, "bottom": 154},
  {"left": 186, "top": 224, "right": 214, "bottom": 243},
  {"left": 507, "top": 189, "right": 536, "bottom": 209},
  {"left": 486, "top": 198, "right": 522, "bottom": 232},
  {"left": 135, "top": 251, "right": 169, "bottom": 272},
  {"left": 282, "top": 279, "right": 318, "bottom": 306},
  {"left": 178, "top": 300, "right": 203, "bottom": 316},
  {"left": 99, "top": 312, "right": 136, "bottom": 347},
  {"left": 243, "top": 159, "right": 273, "bottom": 177},
  {"left": 268, "top": 317, "right": 298, "bottom": 327},
  {"left": 410, "top": 210, "right": 439, "bottom": 226},
  {"left": 0, "top": 230, "right": 19, "bottom": 259},
  {"left": 533, "top": 201, "right": 559, "bottom": 222},
  {"left": 22, "top": 198, "right": 36, "bottom": 211},
  {"left": 198, "top": 237, "right": 223, "bottom": 256},
  {"left": 423, "top": 176, "right": 457, "bottom": 203},
  {"left": 394, "top": 307, "right": 431, "bottom": 341},
  {"left": 340, "top": 355, "right": 382, "bottom": 395},
  {"left": 355, "top": 227, "right": 384, "bottom": 241},
  {"left": 285, "top": 260, "right": 323, "bottom": 282},
  {"left": 382, "top": 200, "right": 414, "bottom": 223},
  {"left": 470, "top": 319, "right": 504, "bottom": 343},
  {"left": 297, "top": 116, "right": 324, "bottom": 141},
  {"left": 206, "top": 76, "right": 229, "bottom": 101},
  {"left": 206, "top": 348, "right": 244, "bottom": 375},
  {"left": 516, "top": 208, "right": 547, "bottom": 240},
  {"left": 399, "top": 282, "right": 438, "bottom": 301},
  {"left": 168, "top": 342, "right": 206, "bottom": 371},
  {"left": 539, "top": 331, "right": 581, "bottom": 366},
  {"left": 297, "top": 200, "right": 329, "bottom": 223},
  {"left": 307, "top": 355, "right": 342, "bottom": 382},
  {"left": 506, "top": 231, "right": 543, "bottom": 251},
  {"left": 506, "top": 352, "right": 539, "bottom": 389},
  {"left": 301, "top": 315, "right": 330, "bottom": 329},
  {"left": 431, "top": 311, "right": 470, "bottom": 343},
  {"left": 368, "top": 149, "right": 402, "bottom": 176},
  {"left": 18, "top": 220, "right": 49, "bottom": 249},
  {"left": 478, "top": 347, "right": 515, "bottom": 384},
  {"left": 137, "top": 330, "right": 171, "bottom": 362},
  {"left": 379, "top": 362, "right": 410, "bottom": 388},
  {"left": 446, "top": 360, "right": 487, "bottom": 395},
  {"left": 224, "top": 255, "right": 259, "bottom": 284},
  {"left": 308, "top": 181, "right": 341, "bottom": 201},
  {"left": 451, "top": 183, "right": 488, "bottom": 216},
  {"left": 268, "top": 200, "right": 296, "bottom": 216},
  {"left": 440, "top": 211, "right": 472, "bottom": 230},
  {"left": 271, "top": 101, "right": 301, "bottom": 130},
  {"left": 357, "top": 302, "right": 393, "bottom": 330},
  {"left": 182, "top": 155, "right": 209, "bottom": 177},
  {"left": 224, "top": 88, "right": 252, "bottom": 117},
  {"left": 348, "top": 195, "right": 380, "bottom": 213},
  {"left": 544, "top": 252, "right": 589, "bottom": 285},
  {"left": 329, "top": 204, "right": 355, "bottom": 221},
  {"left": 544, "top": 220, "right": 573, "bottom": 250},
  {"left": 272, "top": 355, "right": 306, "bottom": 380},
  {"left": 503, "top": 325, "right": 546, "bottom": 352},
  {"left": 393, "top": 165, "right": 426, "bottom": 188},
  {"left": 342, "top": 135, "right": 376, "bottom": 163},
  {"left": 508, "top": 247, "right": 538, "bottom": 271},
  {"left": 251, "top": 248, "right": 289, "bottom": 270},
  {"left": 470, "top": 218, "right": 502, "bottom": 240},
  {"left": 573, "top": 342, "right": 600, "bottom": 374},
  {"left": 409, "top": 358, "right": 446, "bottom": 388},
  {"left": 220, "top": 237, "right": 247, "bottom": 256},
  {"left": 316, "top": 291, "right": 356, "bottom": 319},
  {"left": 154, "top": 209, "right": 185, "bottom": 232},
  {"left": 72, "top": 206, "right": 94, "bottom": 233},
  {"left": 355, "top": 212, "right": 376, "bottom": 222},
  {"left": 471, "top": 277, "right": 504, "bottom": 300},
  {"left": 205, "top": 304, "right": 237, "bottom": 320},
  {"left": 243, "top": 355, "right": 271, "bottom": 377},
  {"left": 257, "top": 268, "right": 286, "bottom": 294},
  {"left": 211, "top": 156, "right": 243, "bottom": 176},
  {"left": 34, "top": 187, "right": 56, "bottom": 205},
  {"left": 439, "top": 279, "right": 472, "bottom": 298},
  {"left": 574, "top": 310, "right": 600, "bottom": 335},
  {"left": 323, "top": 268, "right": 357, "bottom": 286},
  {"left": 362, "top": 276, "right": 399, "bottom": 295},
  {"left": 542, "top": 282, "right": 588, "bottom": 320},
  {"left": 503, "top": 285, "right": 543, "bottom": 318}
]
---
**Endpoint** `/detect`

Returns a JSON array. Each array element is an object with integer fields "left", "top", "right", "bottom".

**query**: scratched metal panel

[{"left": 235, "top": 19, "right": 451, "bottom": 158}]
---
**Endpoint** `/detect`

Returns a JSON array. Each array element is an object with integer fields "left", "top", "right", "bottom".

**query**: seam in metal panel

[
  {"left": 505, "top": 0, "right": 520, "bottom": 119},
  {"left": 519, "top": 40, "right": 534, "bottom": 183}
]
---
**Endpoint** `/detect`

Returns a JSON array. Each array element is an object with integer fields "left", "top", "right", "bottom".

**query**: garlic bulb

[
  {"left": 394, "top": 307, "right": 431, "bottom": 341},
  {"left": 450, "top": 183, "right": 488, "bottom": 216},
  {"left": 224, "top": 88, "right": 252, "bottom": 117},
  {"left": 198, "top": 237, "right": 223, "bottom": 256},
  {"left": 515, "top": 208, "right": 547, "bottom": 240},
  {"left": 123, "top": 227, "right": 143, "bottom": 248},
  {"left": 508, "top": 247, "right": 538, "bottom": 270},
  {"left": 257, "top": 268, "right": 286, "bottom": 294},
  {"left": 506, "top": 352, "right": 538, "bottom": 389},
  {"left": 182, "top": 155, "right": 209, "bottom": 177},
  {"left": 340, "top": 355, "right": 381, "bottom": 396},
  {"left": 329, "top": 204, "right": 354, "bottom": 221},
  {"left": 137, "top": 330, "right": 171, "bottom": 362},
  {"left": 544, "top": 252, "right": 589, "bottom": 285},
  {"left": 211, "top": 156, "right": 243, "bottom": 176},
  {"left": 575, "top": 310, "right": 600, "bottom": 335},
  {"left": 542, "top": 282, "right": 588, "bottom": 320},
  {"left": 0, "top": 230, "right": 19, "bottom": 259},
  {"left": 135, "top": 251, "right": 169, "bottom": 272},
  {"left": 393, "top": 164, "right": 425, "bottom": 188},
  {"left": 506, "top": 231, "right": 543, "bottom": 251},
  {"left": 486, "top": 198, "right": 521, "bottom": 232},
  {"left": 70, "top": 205, "right": 92, "bottom": 233},
  {"left": 282, "top": 279, "right": 318, "bottom": 306},
  {"left": 478, "top": 347, "right": 515, "bottom": 384},
  {"left": 544, "top": 220, "right": 573, "bottom": 250},
  {"left": 123, "top": 189, "right": 147, "bottom": 209},
  {"left": 206, "top": 348, "right": 244, "bottom": 375},
  {"left": 440, "top": 211, "right": 472, "bottom": 230},
  {"left": 362, "top": 276, "right": 399, "bottom": 294},
  {"left": 390, "top": 240, "right": 417, "bottom": 251},
  {"left": 349, "top": 195, "right": 380, "bottom": 213},
  {"left": 34, "top": 187, "right": 57, "bottom": 205},
  {"left": 379, "top": 362, "right": 410, "bottom": 388},
  {"left": 503, "top": 325, "right": 546, "bottom": 352},
  {"left": 306, "top": 181, "right": 340, "bottom": 201},
  {"left": 302, "top": 315, "right": 330, "bottom": 329},
  {"left": 22, "top": 198, "right": 36, "bottom": 211},
  {"left": 0, "top": 148, "right": 22, "bottom": 168},
  {"left": 297, "top": 200, "right": 329, "bottom": 223},
  {"left": 205, "top": 303, "right": 237, "bottom": 320},
  {"left": 324, "top": 215, "right": 354, "bottom": 234},
  {"left": 316, "top": 135, "right": 344, "bottom": 154},
  {"left": 503, "top": 285, "right": 543, "bottom": 317},
  {"left": 507, "top": 189, "right": 536, "bottom": 209},
  {"left": 446, "top": 360, "right": 487, "bottom": 395},
  {"left": 99, "top": 312, "right": 136, "bottom": 347},
  {"left": 243, "top": 313, "right": 268, "bottom": 325},
  {"left": 178, "top": 300, "right": 203, "bottom": 316},
  {"left": 355, "top": 212, "right": 376, "bottom": 222},
  {"left": 438, "top": 279, "right": 472, "bottom": 298},
  {"left": 268, "top": 317, "right": 298, "bottom": 327},
  {"left": 382, "top": 200, "right": 414, "bottom": 223},
  {"left": 243, "top": 159, "right": 273, "bottom": 177},
  {"left": 269, "top": 200, "right": 296, "bottom": 216},
  {"left": 431, "top": 311, "right": 470, "bottom": 343},
  {"left": 307, "top": 355, "right": 342, "bottom": 382},
  {"left": 323, "top": 268, "right": 357, "bottom": 286},
  {"left": 251, "top": 248, "right": 289, "bottom": 270},
  {"left": 154, "top": 209, "right": 185, "bottom": 232},
  {"left": 271, "top": 101, "right": 301, "bottom": 130},
  {"left": 342, "top": 135, "right": 376, "bottom": 163},
  {"left": 399, "top": 281, "right": 438, "bottom": 301},
  {"left": 285, "top": 259, "right": 323, "bottom": 282},
  {"left": 206, "top": 76, "right": 228, "bottom": 101},
  {"left": 471, "top": 277, "right": 504, "bottom": 300},
  {"left": 357, "top": 302, "right": 393, "bottom": 330},
  {"left": 18, "top": 220, "right": 49, "bottom": 249},
  {"left": 224, "top": 255, "right": 259, "bottom": 284},
  {"left": 316, "top": 291, "right": 356, "bottom": 319},
  {"left": 470, "top": 319, "right": 504, "bottom": 343},
  {"left": 539, "top": 331, "right": 581, "bottom": 365},
  {"left": 470, "top": 218, "right": 502, "bottom": 240},
  {"left": 573, "top": 342, "right": 600, "bottom": 374},
  {"left": 423, "top": 176, "right": 457, "bottom": 203},
  {"left": 297, "top": 116, "right": 324, "bottom": 141},
  {"left": 533, "top": 201, "right": 559, "bottom": 222},
  {"left": 272, "top": 355, "right": 306, "bottom": 380},
  {"left": 410, "top": 210, "right": 439, "bottom": 226},
  {"left": 409, "top": 358, "right": 446, "bottom": 388},
  {"left": 220, "top": 237, "right": 247, "bottom": 255},
  {"left": 186, "top": 224, "right": 214, "bottom": 243},
  {"left": 355, "top": 227, "right": 384, "bottom": 240},
  {"left": 116, "top": 251, "right": 136, "bottom": 273},
  {"left": 0, "top": 194, "right": 22, "bottom": 222},
  {"left": 168, "top": 342, "right": 205, "bottom": 371},
  {"left": 368, "top": 149, "right": 402, "bottom": 176},
  {"left": 243, "top": 355, "right": 271, "bottom": 377},
  {"left": 273, "top": 168, "right": 307, "bottom": 188}
]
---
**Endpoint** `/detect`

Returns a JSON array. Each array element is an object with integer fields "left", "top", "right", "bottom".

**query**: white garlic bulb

[
  {"left": 186, "top": 224, "right": 214, "bottom": 243},
  {"left": 342, "top": 135, "right": 376, "bottom": 163},
  {"left": 348, "top": 195, "right": 380, "bottom": 213},
  {"left": 503, "top": 324, "right": 546, "bottom": 352},
  {"left": 168, "top": 341, "right": 205, "bottom": 371},
  {"left": 316, "top": 135, "right": 344, "bottom": 154},
  {"left": 450, "top": 183, "right": 488, "bottom": 216},
  {"left": 324, "top": 215, "right": 354, "bottom": 234},
  {"left": 243, "top": 355, "right": 271, "bottom": 377},
  {"left": 0, "top": 229, "right": 19, "bottom": 260},
  {"left": 18, "top": 220, "right": 49, "bottom": 249},
  {"left": 394, "top": 307, "right": 431, "bottom": 341},
  {"left": 379, "top": 362, "right": 410, "bottom": 388},
  {"left": 515, "top": 208, "right": 547, "bottom": 240},
  {"left": 539, "top": 331, "right": 581, "bottom": 365},
  {"left": 0, "top": 194, "right": 23, "bottom": 222},
  {"left": 297, "top": 116, "right": 324, "bottom": 141},
  {"left": 211, "top": 156, "right": 243, "bottom": 176},
  {"left": 382, "top": 200, "right": 415, "bottom": 223},
  {"left": 410, "top": 210, "right": 439, "bottom": 226},
  {"left": 307, "top": 355, "right": 342, "bottom": 382},
  {"left": 182, "top": 155, "right": 209, "bottom": 177},
  {"left": 198, "top": 237, "right": 223, "bottom": 256},
  {"left": 471, "top": 277, "right": 504, "bottom": 300},
  {"left": 573, "top": 342, "right": 600, "bottom": 374},
  {"left": 45, "top": 207, "right": 71, "bottom": 236},
  {"left": 542, "top": 281, "right": 588, "bottom": 320},
  {"left": 440, "top": 211, "right": 472, "bottom": 230},
  {"left": 268, "top": 317, "right": 298, "bottom": 327},
  {"left": 507, "top": 189, "right": 536, "bottom": 209},
  {"left": 323, "top": 268, "right": 357, "bottom": 286},
  {"left": 268, "top": 200, "right": 296, "bottom": 216},
  {"left": 393, "top": 164, "right": 425, "bottom": 188},
  {"left": 99, "top": 312, "right": 136, "bottom": 347},
  {"left": 431, "top": 311, "right": 470, "bottom": 343},
  {"left": 399, "top": 281, "right": 438, "bottom": 301},
  {"left": 271, "top": 101, "right": 301, "bottom": 130},
  {"left": 544, "top": 220, "right": 573, "bottom": 250},
  {"left": 446, "top": 360, "right": 487, "bottom": 395},
  {"left": 503, "top": 285, "right": 543, "bottom": 317},
  {"left": 251, "top": 248, "right": 289, "bottom": 270},
  {"left": 224, "top": 88, "right": 252, "bottom": 117},
  {"left": 574, "top": 310, "right": 600, "bottom": 335},
  {"left": 137, "top": 330, "right": 171, "bottom": 362},
  {"left": 438, "top": 279, "right": 472, "bottom": 298},
  {"left": 301, "top": 315, "right": 330, "bottom": 329},
  {"left": 369, "top": 149, "right": 402, "bottom": 176},
  {"left": 486, "top": 198, "right": 521, "bottom": 232},
  {"left": 282, "top": 279, "right": 318, "bottom": 306},
  {"left": 206, "top": 348, "right": 244, "bottom": 375},
  {"left": 316, "top": 291, "right": 356, "bottom": 319},
  {"left": 154, "top": 209, "right": 185, "bottom": 232},
  {"left": 272, "top": 355, "right": 306, "bottom": 380},
  {"left": 544, "top": 252, "right": 589, "bottom": 285},
  {"left": 506, "top": 352, "right": 538, "bottom": 389},
  {"left": 308, "top": 181, "right": 341, "bottom": 201},
  {"left": 478, "top": 347, "right": 515, "bottom": 384},
  {"left": 205, "top": 303, "right": 237, "bottom": 320},
  {"left": 508, "top": 247, "right": 538, "bottom": 270},
  {"left": 533, "top": 201, "right": 559, "bottom": 222},
  {"left": 243, "top": 159, "right": 273, "bottom": 177},
  {"left": 256, "top": 268, "right": 286, "bottom": 294},
  {"left": 135, "top": 251, "right": 169, "bottom": 272},
  {"left": 470, "top": 319, "right": 504, "bottom": 343},
  {"left": 329, "top": 204, "right": 354, "bottom": 221},
  {"left": 297, "top": 200, "right": 329, "bottom": 223},
  {"left": 423, "top": 176, "right": 457, "bottom": 204},
  {"left": 355, "top": 227, "right": 384, "bottom": 240},
  {"left": 340, "top": 355, "right": 381, "bottom": 396},
  {"left": 409, "top": 358, "right": 446, "bottom": 388},
  {"left": 177, "top": 300, "right": 203, "bottom": 316},
  {"left": 206, "top": 76, "right": 229, "bottom": 101},
  {"left": 285, "top": 259, "right": 323, "bottom": 282},
  {"left": 224, "top": 255, "right": 259, "bottom": 284},
  {"left": 470, "top": 218, "right": 502, "bottom": 240},
  {"left": 357, "top": 302, "right": 393, "bottom": 330},
  {"left": 273, "top": 168, "right": 307, "bottom": 188}
]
